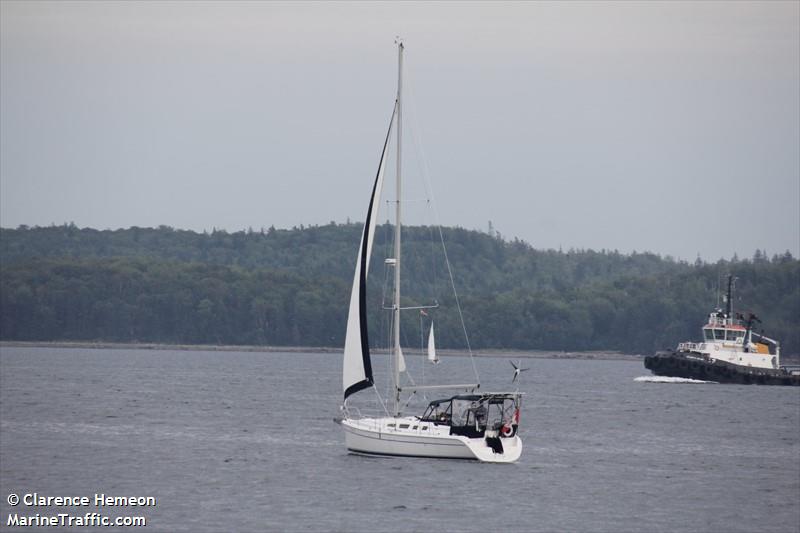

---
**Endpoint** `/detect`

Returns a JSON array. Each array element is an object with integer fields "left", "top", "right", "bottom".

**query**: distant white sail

[
  {"left": 398, "top": 345, "right": 407, "bottom": 373},
  {"left": 427, "top": 323, "right": 439, "bottom": 364},
  {"left": 343, "top": 106, "right": 396, "bottom": 400}
]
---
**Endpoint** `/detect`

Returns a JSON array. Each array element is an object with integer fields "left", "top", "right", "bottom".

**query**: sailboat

[
  {"left": 337, "top": 41, "right": 524, "bottom": 462},
  {"left": 427, "top": 322, "right": 439, "bottom": 365}
]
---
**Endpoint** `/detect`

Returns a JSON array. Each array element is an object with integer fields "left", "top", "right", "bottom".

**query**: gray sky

[{"left": 2, "top": 1, "right": 798, "bottom": 261}]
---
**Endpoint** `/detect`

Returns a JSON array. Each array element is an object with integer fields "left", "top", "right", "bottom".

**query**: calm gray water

[{"left": 1, "top": 347, "right": 798, "bottom": 532}]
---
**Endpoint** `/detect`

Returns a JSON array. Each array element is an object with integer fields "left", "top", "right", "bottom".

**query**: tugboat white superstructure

[
  {"left": 336, "top": 41, "right": 524, "bottom": 462},
  {"left": 645, "top": 275, "right": 799, "bottom": 385}
]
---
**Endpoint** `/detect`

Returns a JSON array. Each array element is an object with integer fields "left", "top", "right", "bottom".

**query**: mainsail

[{"left": 342, "top": 105, "right": 396, "bottom": 400}]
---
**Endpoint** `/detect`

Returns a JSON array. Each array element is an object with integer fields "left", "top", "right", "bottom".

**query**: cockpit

[{"left": 420, "top": 393, "right": 521, "bottom": 439}]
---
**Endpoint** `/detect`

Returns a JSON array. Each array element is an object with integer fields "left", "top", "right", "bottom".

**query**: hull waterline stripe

[{"left": 347, "top": 448, "right": 478, "bottom": 461}]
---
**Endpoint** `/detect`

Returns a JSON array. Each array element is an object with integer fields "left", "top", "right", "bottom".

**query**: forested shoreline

[{"left": 1, "top": 224, "right": 798, "bottom": 355}]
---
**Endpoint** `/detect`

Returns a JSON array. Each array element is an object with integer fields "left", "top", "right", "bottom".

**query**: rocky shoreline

[{"left": 0, "top": 340, "right": 644, "bottom": 361}]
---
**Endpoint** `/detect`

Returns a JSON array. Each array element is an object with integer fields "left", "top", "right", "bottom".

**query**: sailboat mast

[{"left": 393, "top": 40, "right": 404, "bottom": 417}]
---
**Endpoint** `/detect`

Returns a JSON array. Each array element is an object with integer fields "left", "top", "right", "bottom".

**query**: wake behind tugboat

[
  {"left": 634, "top": 376, "right": 716, "bottom": 384},
  {"left": 644, "top": 275, "right": 800, "bottom": 386}
]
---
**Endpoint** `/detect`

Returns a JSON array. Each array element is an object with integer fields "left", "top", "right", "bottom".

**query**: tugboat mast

[{"left": 725, "top": 275, "right": 735, "bottom": 319}]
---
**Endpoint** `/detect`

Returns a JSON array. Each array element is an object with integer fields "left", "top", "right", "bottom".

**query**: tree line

[{"left": 1, "top": 224, "right": 797, "bottom": 354}]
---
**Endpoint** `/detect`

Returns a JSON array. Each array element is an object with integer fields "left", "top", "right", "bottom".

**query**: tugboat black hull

[{"left": 645, "top": 351, "right": 800, "bottom": 386}]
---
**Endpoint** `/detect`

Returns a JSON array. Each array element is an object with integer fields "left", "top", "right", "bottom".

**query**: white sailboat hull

[{"left": 340, "top": 417, "right": 522, "bottom": 463}]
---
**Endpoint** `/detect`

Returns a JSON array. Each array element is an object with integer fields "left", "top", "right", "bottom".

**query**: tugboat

[{"left": 644, "top": 276, "right": 800, "bottom": 386}]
